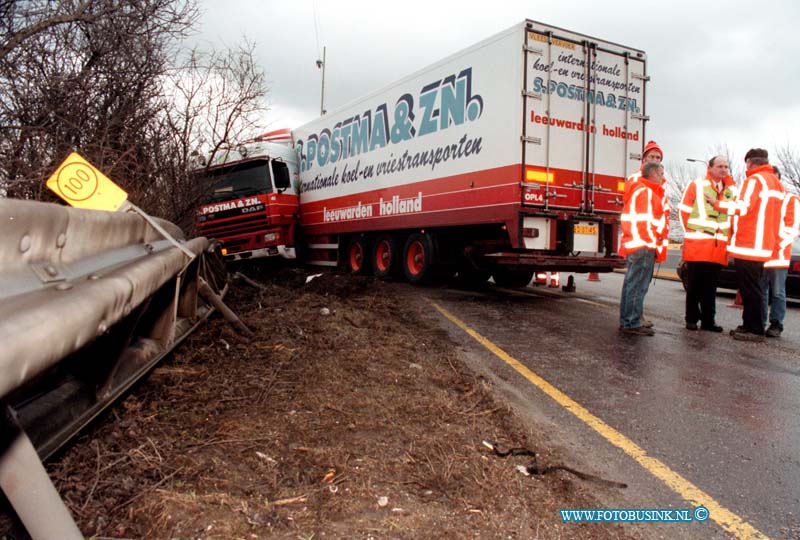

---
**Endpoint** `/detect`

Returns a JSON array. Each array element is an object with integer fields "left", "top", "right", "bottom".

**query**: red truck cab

[{"left": 195, "top": 141, "right": 299, "bottom": 261}]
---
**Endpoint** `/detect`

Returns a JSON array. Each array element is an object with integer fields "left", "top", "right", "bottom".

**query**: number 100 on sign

[{"left": 47, "top": 152, "right": 128, "bottom": 211}]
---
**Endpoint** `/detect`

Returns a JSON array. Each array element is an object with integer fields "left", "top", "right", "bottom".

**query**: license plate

[{"left": 574, "top": 224, "right": 598, "bottom": 235}]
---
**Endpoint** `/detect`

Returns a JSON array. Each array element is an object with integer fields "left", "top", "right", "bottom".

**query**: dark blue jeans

[
  {"left": 619, "top": 249, "right": 655, "bottom": 328},
  {"left": 763, "top": 268, "right": 788, "bottom": 329}
]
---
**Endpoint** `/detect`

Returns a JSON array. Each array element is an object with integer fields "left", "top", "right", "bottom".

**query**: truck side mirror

[{"left": 272, "top": 160, "right": 291, "bottom": 192}]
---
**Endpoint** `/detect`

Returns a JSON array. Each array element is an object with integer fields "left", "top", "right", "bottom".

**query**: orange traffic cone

[
  {"left": 728, "top": 289, "right": 743, "bottom": 309},
  {"left": 549, "top": 272, "right": 560, "bottom": 287},
  {"left": 534, "top": 272, "right": 547, "bottom": 286},
  {"left": 587, "top": 272, "right": 600, "bottom": 282}
]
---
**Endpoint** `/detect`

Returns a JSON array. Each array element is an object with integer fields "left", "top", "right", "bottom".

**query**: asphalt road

[{"left": 426, "top": 274, "right": 799, "bottom": 540}]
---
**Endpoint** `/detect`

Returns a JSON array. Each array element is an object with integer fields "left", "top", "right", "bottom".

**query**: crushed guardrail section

[{"left": 0, "top": 198, "right": 227, "bottom": 539}]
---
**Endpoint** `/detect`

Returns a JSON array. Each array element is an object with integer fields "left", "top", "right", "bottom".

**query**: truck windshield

[{"left": 202, "top": 160, "right": 271, "bottom": 203}]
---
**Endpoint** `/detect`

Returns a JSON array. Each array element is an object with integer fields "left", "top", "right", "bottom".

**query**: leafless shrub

[
  {"left": 775, "top": 144, "right": 800, "bottom": 195},
  {"left": 0, "top": 0, "right": 270, "bottom": 229}
]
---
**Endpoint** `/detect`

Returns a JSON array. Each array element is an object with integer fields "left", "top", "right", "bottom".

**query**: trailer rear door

[{"left": 521, "top": 23, "right": 646, "bottom": 216}]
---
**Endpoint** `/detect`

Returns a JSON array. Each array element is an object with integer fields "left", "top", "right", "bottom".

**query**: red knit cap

[{"left": 642, "top": 140, "right": 663, "bottom": 159}]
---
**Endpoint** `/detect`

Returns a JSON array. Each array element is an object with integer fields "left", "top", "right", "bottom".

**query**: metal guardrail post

[
  {"left": 198, "top": 277, "right": 254, "bottom": 338},
  {"left": 0, "top": 406, "right": 83, "bottom": 539}
]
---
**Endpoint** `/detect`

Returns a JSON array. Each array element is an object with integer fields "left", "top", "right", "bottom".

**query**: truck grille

[{"left": 197, "top": 212, "right": 269, "bottom": 240}]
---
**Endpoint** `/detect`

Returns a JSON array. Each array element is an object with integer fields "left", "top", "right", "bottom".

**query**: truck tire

[
  {"left": 373, "top": 234, "right": 402, "bottom": 279},
  {"left": 346, "top": 236, "right": 372, "bottom": 275},
  {"left": 455, "top": 261, "right": 492, "bottom": 288},
  {"left": 403, "top": 232, "right": 437, "bottom": 284},
  {"left": 492, "top": 268, "right": 534, "bottom": 288}
]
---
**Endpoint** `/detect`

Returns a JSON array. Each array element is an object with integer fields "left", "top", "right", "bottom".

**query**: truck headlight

[{"left": 264, "top": 233, "right": 278, "bottom": 242}]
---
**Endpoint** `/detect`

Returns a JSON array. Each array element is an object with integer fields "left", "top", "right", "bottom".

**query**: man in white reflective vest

[
  {"left": 678, "top": 156, "right": 736, "bottom": 332},
  {"left": 727, "top": 148, "right": 785, "bottom": 342}
]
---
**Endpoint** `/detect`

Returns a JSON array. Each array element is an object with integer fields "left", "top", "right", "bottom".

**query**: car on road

[{"left": 677, "top": 237, "right": 800, "bottom": 299}]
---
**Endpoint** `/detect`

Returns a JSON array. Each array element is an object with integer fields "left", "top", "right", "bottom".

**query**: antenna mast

[{"left": 313, "top": 2, "right": 326, "bottom": 115}]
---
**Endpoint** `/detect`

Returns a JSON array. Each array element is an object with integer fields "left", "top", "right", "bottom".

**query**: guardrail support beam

[{"left": 0, "top": 406, "right": 83, "bottom": 540}]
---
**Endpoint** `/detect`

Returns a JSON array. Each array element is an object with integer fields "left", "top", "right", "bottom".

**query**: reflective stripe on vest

[
  {"left": 766, "top": 193, "right": 800, "bottom": 267},
  {"left": 684, "top": 178, "right": 732, "bottom": 234},
  {"left": 729, "top": 173, "right": 783, "bottom": 259},
  {"left": 621, "top": 185, "right": 658, "bottom": 250}
]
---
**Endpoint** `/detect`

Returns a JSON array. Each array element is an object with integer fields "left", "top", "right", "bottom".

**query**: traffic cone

[
  {"left": 587, "top": 272, "right": 600, "bottom": 282},
  {"left": 534, "top": 272, "right": 547, "bottom": 286},
  {"left": 549, "top": 272, "right": 560, "bottom": 287},
  {"left": 728, "top": 289, "right": 743, "bottom": 309}
]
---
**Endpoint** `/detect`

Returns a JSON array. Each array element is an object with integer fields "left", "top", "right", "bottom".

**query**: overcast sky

[{"left": 192, "top": 0, "right": 800, "bottom": 176}]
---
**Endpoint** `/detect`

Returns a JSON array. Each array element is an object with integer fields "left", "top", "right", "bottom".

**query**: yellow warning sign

[{"left": 46, "top": 152, "right": 128, "bottom": 211}]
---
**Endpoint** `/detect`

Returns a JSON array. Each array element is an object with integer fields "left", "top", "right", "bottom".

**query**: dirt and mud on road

[{"left": 2, "top": 265, "right": 637, "bottom": 539}]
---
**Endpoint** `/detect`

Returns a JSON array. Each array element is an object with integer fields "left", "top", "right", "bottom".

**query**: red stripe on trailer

[
  {"left": 302, "top": 164, "right": 521, "bottom": 209},
  {"left": 521, "top": 164, "right": 625, "bottom": 212},
  {"left": 298, "top": 162, "right": 624, "bottom": 236},
  {"left": 301, "top": 164, "right": 519, "bottom": 228},
  {"left": 257, "top": 128, "right": 292, "bottom": 142},
  {"left": 302, "top": 186, "right": 519, "bottom": 226},
  {"left": 301, "top": 202, "right": 519, "bottom": 236}
]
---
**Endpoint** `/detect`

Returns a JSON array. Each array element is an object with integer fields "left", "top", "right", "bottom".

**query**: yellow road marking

[{"left": 431, "top": 301, "right": 768, "bottom": 540}]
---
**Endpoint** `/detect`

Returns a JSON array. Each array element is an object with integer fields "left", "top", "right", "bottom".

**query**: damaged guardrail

[{"left": 0, "top": 198, "right": 228, "bottom": 539}]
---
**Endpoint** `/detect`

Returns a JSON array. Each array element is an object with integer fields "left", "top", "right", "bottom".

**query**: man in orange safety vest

[
  {"left": 762, "top": 166, "right": 800, "bottom": 337},
  {"left": 618, "top": 161, "right": 668, "bottom": 336},
  {"left": 624, "top": 140, "right": 669, "bottom": 329},
  {"left": 727, "top": 148, "right": 785, "bottom": 342}
]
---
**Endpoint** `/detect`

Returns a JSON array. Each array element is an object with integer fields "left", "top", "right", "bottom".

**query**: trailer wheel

[
  {"left": 492, "top": 268, "right": 534, "bottom": 288},
  {"left": 455, "top": 263, "right": 492, "bottom": 289},
  {"left": 403, "top": 232, "right": 437, "bottom": 284},
  {"left": 346, "top": 236, "right": 371, "bottom": 275},
  {"left": 374, "top": 234, "right": 402, "bottom": 279}
]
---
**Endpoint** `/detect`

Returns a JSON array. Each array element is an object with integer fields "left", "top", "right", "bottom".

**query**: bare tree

[
  {"left": 662, "top": 162, "right": 695, "bottom": 242},
  {"left": 0, "top": 0, "right": 118, "bottom": 60},
  {"left": 0, "top": 0, "right": 270, "bottom": 229},
  {"left": 170, "top": 42, "right": 268, "bottom": 163},
  {"left": 775, "top": 144, "right": 800, "bottom": 195},
  {"left": 1, "top": 0, "right": 198, "bottom": 202},
  {"left": 150, "top": 40, "right": 271, "bottom": 229},
  {"left": 665, "top": 162, "right": 694, "bottom": 206}
]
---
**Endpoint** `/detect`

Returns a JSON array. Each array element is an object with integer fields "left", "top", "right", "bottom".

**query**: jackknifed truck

[{"left": 195, "top": 19, "right": 649, "bottom": 286}]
